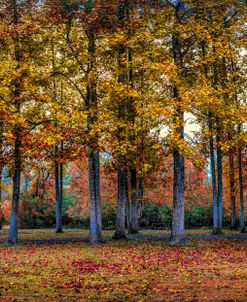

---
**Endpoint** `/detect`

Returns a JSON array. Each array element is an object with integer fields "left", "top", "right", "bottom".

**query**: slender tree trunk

[
  {"left": 0, "top": 118, "right": 3, "bottom": 205},
  {"left": 170, "top": 23, "right": 185, "bottom": 244},
  {"left": 113, "top": 167, "right": 127, "bottom": 239},
  {"left": 216, "top": 123, "right": 223, "bottom": 233},
  {"left": 209, "top": 120, "right": 219, "bottom": 234},
  {"left": 88, "top": 149, "right": 101, "bottom": 244},
  {"left": 129, "top": 168, "right": 138, "bottom": 233},
  {"left": 8, "top": 131, "right": 21, "bottom": 244},
  {"left": 7, "top": 0, "right": 21, "bottom": 244},
  {"left": 137, "top": 176, "right": 144, "bottom": 227},
  {"left": 125, "top": 174, "right": 130, "bottom": 230},
  {"left": 170, "top": 147, "right": 185, "bottom": 244},
  {"left": 238, "top": 144, "right": 246, "bottom": 233},
  {"left": 229, "top": 147, "right": 237, "bottom": 229},
  {"left": 55, "top": 145, "right": 63, "bottom": 233},
  {"left": 86, "top": 30, "right": 102, "bottom": 244},
  {"left": 113, "top": 1, "right": 128, "bottom": 240},
  {"left": 201, "top": 42, "right": 219, "bottom": 234}
]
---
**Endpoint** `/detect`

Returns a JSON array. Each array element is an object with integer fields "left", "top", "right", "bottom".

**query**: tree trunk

[
  {"left": 128, "top": 168, "right": 138, "bottom": 234},
  {"left": 0, "top": 118, "right": 3, "bottom": 205},
  {"left": 113, "top": 1, "right": 128, "bottom": 240},
  {"left": 55, "top": 155, "right": 63, "bottom": 233},
  {"left": 7, "top": 131, "right": 21, "bottom": 244},
  {"left": 86, "top": 29, "right": 102, "bottom": 244},
  {"left": 88, "top": 149, "right": 102, "bottom": 244},
  {"left": 229, "top": 147, "right": 237, "bottom": 229},
  {"left": 202, "top": 42, "right": 219, "bottom": 234},
  {"left": 209, "top": 130, "right": 219, "bottom": 234},
  {"left": 125, "top": 174, "right": 130, "bottom": 230},
  {"left": 216, "top": 124, "right": 223, "bottom": 233},
  {"left": 170, "top": 147, "right": 185, "bottom": 244},
  {"left": 170, "top": 22, "right": 185, "bottom": 244},
  {"left": 137, "top": 176, "right": 144, "bottom": 227},
  {"left": 7, "top": 0, "right": 21, "bottom": 244},
  {"left": 113, "top": 167, "right": 127, "bottom": 239},
  {"left": 238, "top": 145, "right": 246, "bottom": 233}
]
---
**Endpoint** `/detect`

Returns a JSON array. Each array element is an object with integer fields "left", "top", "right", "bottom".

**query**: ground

[{"left": 0, "top": 229, "right": 247, "bottom": 301}]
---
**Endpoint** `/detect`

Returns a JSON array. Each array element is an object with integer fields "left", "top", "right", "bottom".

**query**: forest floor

[
  {"left": 0, "top": 228, "right": 247, "bottom": 243},
  {"left": 0, "top": 229, "right": 247, "bottom": 301}
]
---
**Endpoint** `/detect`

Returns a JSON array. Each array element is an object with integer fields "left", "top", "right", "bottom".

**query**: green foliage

[
  {"left": 140, "top": 201, "right": 172, "bottom": 227},
  {"left": 102, "top": 202, "right": 116, "bottom": 229}
]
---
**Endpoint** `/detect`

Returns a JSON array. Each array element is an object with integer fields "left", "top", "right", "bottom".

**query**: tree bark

[
  {"left": 229, "top": 147, "right": 237, "bottom": 229},
  {"left": 125, "top": 174, "right": 130, "bottom": 230},
  {"left": 55, "top": 147, "right": 63, "bottom": 233},
  {"left": 0, "top": 118, "right": 3, "bottom": 205},
  {"left": 137, "top": 176, "right": 144, "bottom": 227},
  {"left": 216, "top": 123, "right": 223, "bottom": 233},
  {"left": 128, "top": 168, "right": 138, "bottom": 233},
  {"left": 113, "top": 167, "right": 127, "bottom": 239},
  {"left": 238, "top": 144, "right": 246, "bottom": 233},
  {"left": 7, "top": 0, "right": 21, "bottom": 244},
  {"left": 209, "top": 120, "right": 219, "bottom": 234},
  {"left": 113, "top": 1, "right": 128, "bottom": 240},
  {"left": 8, "top": 129, "right": 21, "bottom": 244},
  {"left": 88, "top": 149, "right": 102, "bottom": 244},
  {"left": 86, "top": 29, "right": 102, "bottom": 244},
  {"left": 201, "top": 42, "right": 219, "bottom": 234},
  {"left": 170, "top": 18, "right": 185, "bottom": 244}
]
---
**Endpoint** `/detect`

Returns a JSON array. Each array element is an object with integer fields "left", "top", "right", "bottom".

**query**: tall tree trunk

[
  {"left": 113, "top": 167, "right": 127, "bottom": 239},
  {"left": 7, "top": 0, "right": 21, "bottom": 244},
  {"left": 216, "top": 123, "right": 223, "bottom": 233},
  {"left": 209, "top": 119, "right": 219, "bottom": 234},
  {"left": 55, "top": 143, "right": 63, "bottom": 233},
  {"left": 86, "top": 30, "right": 102, "bottom": 244},
  {"left": 171, "top": 147, "right": 185, "bottom": 244},
  {"left": 137, "top": 176, "right": 144, "bottom": 227},
  {"left": 8, "top": 130, "right": 21, "bottom": 244},
  {"left": 113, "top": 0, "right": 128, "bottom": 240},
  {"left": 125, "top": 174, "right": 130, "bottom": 230},
  {"left": 170, "top": 87, "right": 185, "bottom": 244},
  {"left": 127, "top": 47, "right": 138, "bottom": 234},
  {"left": 229, "top": 147, "right": 237, "bottom": 229},
  {"left": 238, "top": 144, "right": 246, "bottom": 233},
  {"left": 88, "top": 149, "right": 101, "bottom": 244},
  {"left": 129, "top": 168, "right": 138, "bottom": 233},
  {"left": 170, "top": 21, "right": 185, "bottom": 244},
  {"left": 201, "top": 42, "right": 219, "bottom": 234},
  {"left": 0, "top": 118, "right": 3, "bottom": 205}
]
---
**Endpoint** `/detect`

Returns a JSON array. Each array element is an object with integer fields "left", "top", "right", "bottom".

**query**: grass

[
  {"left": 0, "top": 236, "right": 247, "bottom": 301},
  {"left": 0, "top": 227, "right": 244, "bottom": 243}
]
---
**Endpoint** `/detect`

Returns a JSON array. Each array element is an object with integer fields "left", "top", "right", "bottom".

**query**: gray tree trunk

[
  {"left": 7, "top": 0, "right": 21, "bottom": 244},
  {"left": 129, "top": 168, "right": 138, "bottom": 234},
  {"left": 113, "top": 1, "right": 128, "bottom": 240},
  {"left": 86, "top": 29, "right": 102, "bottom": 244},
  {"left": 202, "top": 42, "right": 220, "bottom": 234},
  {"left": 209, "top": 120, "right": 219, "bottom": 234},
  {"left": 238, "top": 145, "right": 246, "bottom": 233},
  {"left": 55, "top": 154, "right": 63, "bottom": 233},
  {"left": 229, "top": 147, "right": 237, "bottom": 229},
  {"left": 170, "top": 19, "right": 185, "bottom": 244},
  {"left": 216, "top": 124, "right": 223, "bottom": 233},
  {"left": 125, "top": 175, "right": 130, "bottom": 230},
  {"left": 88, "top": 149, "right": 102, "bottom": 244},
  {"left": 113, "top": 168, "right": 127, "bottom": 239},
  {"left": 170, "top": 147, "right": 185, "bottom": 245},
  {"left": 137, "top": 177, "right": 144, "bottom": 227},
  {"left": 0, "top": 118, "right": 3, "bottom": 206},
  {"left": 8, "top": 132, "right": 21, "bottom": 244}
]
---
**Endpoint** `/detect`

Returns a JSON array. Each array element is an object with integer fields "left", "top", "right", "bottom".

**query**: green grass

[{"left": 0, "top": 227, "right": 244, "bottom": 243}]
